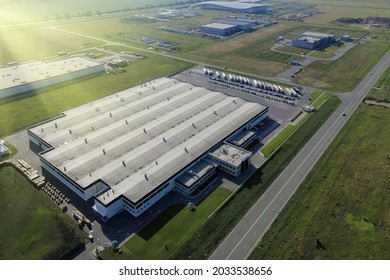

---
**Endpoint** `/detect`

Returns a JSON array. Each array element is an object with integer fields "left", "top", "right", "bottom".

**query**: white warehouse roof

[
  {"left": 30, "top": 78, "right": 267, "bottom": 204},
  {"left": 0, "top": 57, "right": 102, "bottom": 91}
]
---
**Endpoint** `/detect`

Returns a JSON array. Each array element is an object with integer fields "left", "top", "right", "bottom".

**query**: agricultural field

[
  {"left": 0, "top": 165, "right": 85, "bottom": 259},
  {"left": 294, "top": 40, "right": 390, "bottom": 92},
  {"left": 0, "top": 52, "right": 192, "bottom": 138},
  {"left": 299, "top": 0, "right": 390, "bottom": 24},
  {"left": 0, "top": 0, "right": 183, "bottom": 24},
  {"left": 0, "top": 26, "right": 101, "bottom": 64},
  {"left": 250, "top": 103, "right": 390, "bottom": 259},
  {"left": 102, "top": 188, "right": 231, "bottom": 260},
  {"left": 181, "top": 24, "right": 300, "bottom": 76},
  {"left": 56, "top": 12, "right": 218, "bottom": 53}
]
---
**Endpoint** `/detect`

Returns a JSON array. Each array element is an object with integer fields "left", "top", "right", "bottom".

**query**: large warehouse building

[
  {"left": 0, "top": 57, "right": 104, "bottom": 98},
  {"left": 292, "top": 31, "right": 336, "bottom": 50},
  {"left": 28, "top": 78, "right": 268, "bottom": 221},
  {"left": 191, "top": 1, "right": 267, "bottom": 14},
  {"left": 200, "top": 22, "right": 242, "bottom": 36},
  {"left": 201, "top": 19, "right": 258, "bottom": 36}
]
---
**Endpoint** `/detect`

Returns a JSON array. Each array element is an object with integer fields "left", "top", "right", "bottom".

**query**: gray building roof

[
  {"left": 228, "top": 130, "right": 257, "bottom": 147},
  {"left": 201, "top": 23, "right": 237, "bottom": 30},
  {"left": 198, "top": 1, "right": 267, "bottom": 9},
  {"left": 176, "top": 160, "right": 215, "bottom": 188},
  {"left": 210, "top": 142, "right": 251, "bottom": 167},
  {"left": 31, "top": 78, "right": 267, "bottom": 204}
]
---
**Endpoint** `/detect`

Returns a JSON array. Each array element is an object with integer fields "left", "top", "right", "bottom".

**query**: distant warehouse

[
  {"left": 292, "top": 31, "right": 336, "bottom": 50},
  {"left": 201, "top": 19, "right": 259, "bottom": 36},
  {"left": 28, "top": 78, "right": 268, "bottom": 221},
  {"left": 0, "top": 57, "right": 104, "bottom": 99},
  {"left": 191, "top": 1, "right": 268, "bottom": 14},
  {"left": 201, "top": 23, "right": 242, "bottom": 36}
]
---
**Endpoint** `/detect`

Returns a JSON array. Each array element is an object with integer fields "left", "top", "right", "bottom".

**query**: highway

[{"left": 210, "top": 49, "right": 390, "bottom": 260}]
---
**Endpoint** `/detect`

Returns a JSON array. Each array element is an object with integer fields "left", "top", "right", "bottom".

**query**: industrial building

[
  {"left": 215, "top": 19, "right": 258, "bottom": 31},
  {"left": 200, "top": 22, "right": 242, "bottom": 36},
  {"left": 340, "top": 35, "right": 353, "bottom": 42},
  {"left": 201, "top": 18, "right": 258, "bottom": 36},
  {"left": 0, "top": 57, "right": 104, "bottom": 99},
  {"left": 292, "top": 31, "right": 336, "bottom": 50},
  {"left": 191, "top": 1, "right": 267, "bottom": 14},
  {"left": 0, "top": 140, "right": 10, "bottom": 156},
  {"left": 28, "top": 78, "right": 268, "bottom": 221}
]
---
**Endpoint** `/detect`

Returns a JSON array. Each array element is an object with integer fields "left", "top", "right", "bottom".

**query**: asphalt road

[{"left": 210, "top": 49, "right": 390, "bottom": 260}]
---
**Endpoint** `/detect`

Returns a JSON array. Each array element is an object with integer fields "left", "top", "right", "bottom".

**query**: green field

[
  {"left": 55, "top": 12, "right": 219, "bottom": 53},
  {"left": 294, "top": 41, "right": 390, "bottom": 92},
  {"left": 0, "top": 165, "right": 85, "bottom": 259},
  {"left": 102, "top": 188, "right": 231, "bottom": 260},
  {"left": 0, "top": 0, "right": 187, "bottom": 24},
  {"left": 0, "top": 27, "right": 101, "bottom": 64},
  {"left": 0, "top": 53, "right": 192, "bottom": 138},
  {"left": 248, "top": 49, "right": 302, "bottom": 64},
  {"left": 173, "top": 95, "right": 341, "bottom": 259},
  {"left": 300, "top": 0, "right": 390, "bottom": 24},
  {"left": 250, "top": 103, "right": 390, "bottom": 259},
  {"left": 181, "top": 23, "right": 297, "bottom": 77},
  {"left": 367, "top": 66, "right": 390, "bottom": 102},
  {"left": 275, "top": 45, "right": 310, "bottom": 55},
  {"left": 311, "top": 45, "right": 340, "bottom": 58}
]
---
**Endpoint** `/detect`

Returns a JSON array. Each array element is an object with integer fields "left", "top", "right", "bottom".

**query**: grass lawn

[
  {"left": 0, "top": 165, "right": 85, "bottom": 259},
  {"left": 275, "top": 45, "right": 310, "bottom": 55},
  {"left": 250, "top": 103, "right": 390, "bottom": 259},
  {"left": 311, "top": 45, "right": 340, "bottom": 58},
  {"left": 103, "top": 188, "right": 231, "bottom": 260},
  {"left": 173, "top": 95, "right": 341, "bottom": 259},
  {"left": 294, "top": 41, "right": 390, "bottom": 92},
  {"left": 0, "top": 55, "right": 192, "bottom": 138}
]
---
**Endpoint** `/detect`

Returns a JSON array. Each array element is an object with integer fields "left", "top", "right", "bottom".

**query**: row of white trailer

[{"left": 203, "top": 68, "right": 301, "bottom": 98}]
